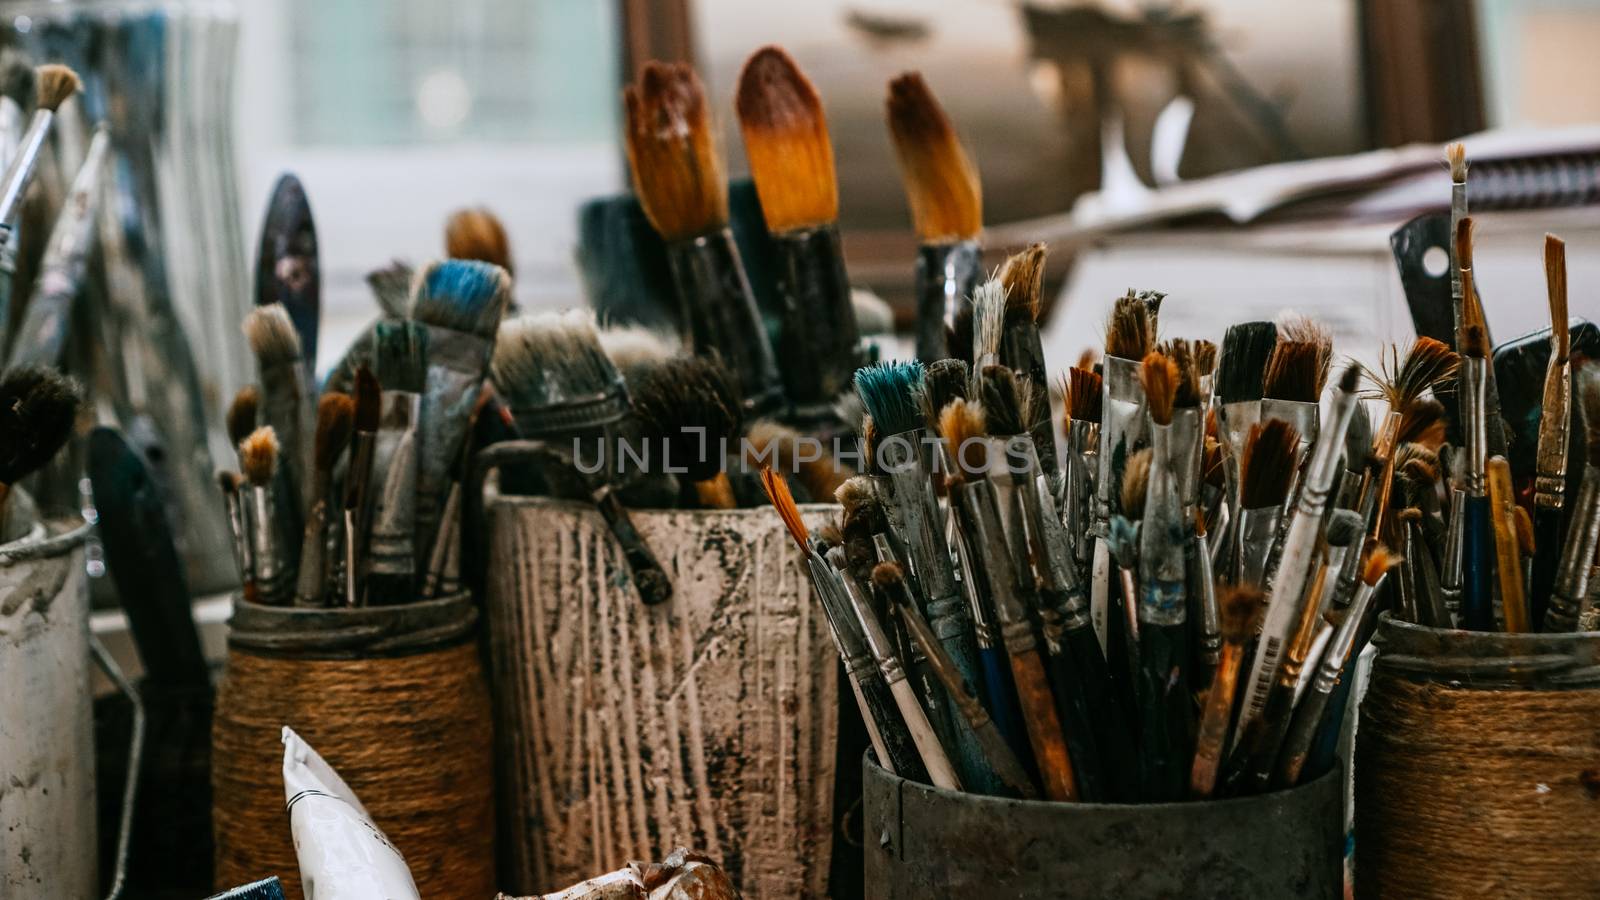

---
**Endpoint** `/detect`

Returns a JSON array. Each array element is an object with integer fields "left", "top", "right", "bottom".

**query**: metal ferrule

[
  {"left": 1028, "top": 472, "right": 1086, "bottom": 607},
  {"left": 1450, "top": 180, "right": 1466, "bottom": 328},
  {"left": 948, "top": 482, "right": 999, "bottom": 649},
  {"left": 1320, "top": 544, "right": 1352, "bottom": 612},
  {"left": 1260, "top": 398, "right": 1319, "bottom": 460},
  {"left": 249, "top": 484, "right": 289, "bottom": 604},
  {"left": 0, "top": 109, "right": 56, "bottom": 230},
  {"left": 1138, "top": 423, "right": 1188, "bottom": 626},
  {"left": 510, "top": 378, "right": 630, "bottom": 442},
  {"left": 838, "top": 559, "right": 910, "bottom": 684},
  {"left": 771, "top": 224, "right": 860, "bottom": 405},
  {"left": 809, "top": 553, "right": 875, "bottom": 677},
  {"left": 1534, "top": 357, "right": 1572, "bottom": 509},
  {"left": 1547, "top": 466, "right": 1600, "bottom": 631},
  {"left": 879, "top": 430, "right": 964, "bottom": 615},
  {"left": 1461, "top": 356, "right": 1488, "bottom": 496},
  {"left": 914, "top": 240, "right": 980, "bottom": 362},
  {"left": 7, "top": 128, "right": 108, "bottom": 368},
  {"left": 665, "top": 230, "right": 786, "bottom": 416},
  {"left": 1001, "top": 320, "right": 1060, "bottom": 477},
  {"left": 1095, "top": 355, "right": 1147, "bottom": 532},
  {"left": 224, "top": 490, "right": 253, "bottom": 582},
  {"left": 980, "top": 434, "right": 1033, "bottom": 559},
  {"left": 955, "top": 476, "right": 1035, "bottom": 654},
  {"left": 1169, "top": 406, "right": 1204, "bottom": 511},
  {"left": 367, "top": 426, "right": 419, "bottom": 582},
  {"left": 1193, "top": 531, "right": 1221, "bottom": 668},
  {"left": 1442, "top": 487, "right": 1466, "bottom": 592},
  {"left": 1066, "top": 420, "right": 1099, "bottom": 559},
  {"left": 1236, "top": 506, "right": 1282, "bottom": 588},
  {"left": 1218, "top": 400, "right": 1261, "bottom": 500}
]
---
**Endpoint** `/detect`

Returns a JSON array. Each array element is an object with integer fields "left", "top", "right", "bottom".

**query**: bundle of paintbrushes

[{"left": 223, "top": 259, "right": 512, "bottom": 607}]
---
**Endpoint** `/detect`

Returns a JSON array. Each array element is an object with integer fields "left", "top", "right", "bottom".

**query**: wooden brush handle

[
  {"left": 888, "top": 677, "right": 962, "bottom": 791},
  {"left": 1009, "top": 647, "right": 1077, "bottom": 802},
  {"left": 855, "top": 672, "right": 929, "bottom": 786},
  {"left": 1190, "top": 646, "right": 1240, "bottom": 799}
]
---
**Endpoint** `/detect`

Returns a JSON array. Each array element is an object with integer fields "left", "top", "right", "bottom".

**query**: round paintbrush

[{"left": 0, "top": 65, "right": 80, "bottom": 229}]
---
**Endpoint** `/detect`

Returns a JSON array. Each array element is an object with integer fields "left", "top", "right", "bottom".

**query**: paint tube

[
  {"left": 282, "top": 726, "right": 420, "bottom": 900},
  {"left": 206, "top": 877, "right": 287, "bottom": 899}
]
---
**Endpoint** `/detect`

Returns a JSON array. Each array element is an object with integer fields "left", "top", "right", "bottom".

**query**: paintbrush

[
  {"left": 1238, "top": 367, "right": 1361, "bottom": 738},
  {"left": 293, "top": 393, "right": 353, "bottom": 608},
  {"left": 735, "top": 46, "right": 860, "bottom": 417},
  {"left": 6, "top": 125, "right": 108, "bottom": 368},
  {"left": 366, "top": 260, "right": 413, "bottom": 320},
  {"left": 625, "top": 62, "right": 783, "bottom": 415},
  {"left": 445, "top": 207, "right": 513, "bottom": 276},
  {"left": 1260, "top": 335, "right": 1327, "bottom": 460},
  {"left": 1195, "top": 339, "right": 1218, "bottom": 405},
  {"left": 1457, "top": 219, "right": 1495, "bottom": 630},
  {"left": 1545, "top": 377, "right": 1600, "bottom": 632},
  {"left": 762, "top": 466, "right": 931, "bottom": 783},
  {"left": 1531, "top": 234, "right": 1571, "bottom": 628},
  {"left": 362, "top": 321, "right": 428, "bottom": 604},
  {"left": 980, "top": 363, "right": 1110, "bottom": 800},
  {"left": 1158, "top": 339, "right": 1205, "bottom": 515},
  {"left": 1318, "top": 509, "right": 1367, "bottom": 613},
  {"left": 1217, "top": 321, "right": 1277, "bottom": 508},
  {"left": 254, "top": 173, "right": 320, "bottom": 383},
  {"left": 886, "top": 72, "right": 982, "bottom": 364},
  {"left": 243, "top": 304, "right": 310, "bottom": 568},
  {"left": 225, "top": 387, "right": 258, "bottom": 591},
  {"left": 1362, "top": 338, "right": 1459, "bottom": 534},
  {"left": 0, "top": 53, "right": 32, "bottom": 355},
  {"left": 1093, "top": 293, "right": 1154, "bottom": 673},
  {"left": 997, "top": 244, "right": 1059, "bottom": 477},
  {"left": 410, "top": 258, "right": 512, "bottom": 569},
  {"left": 1134, "top": 350, "right": 1194, "bottom": 801},
  {"left": 0, "top": 365, "right": 77, "bottom": 526},
  {"left": 857, "top": 360, "right": 1008, "bottom": 793},
  {"left": 0, "top": 65, "right": 80, "bottom": 234},
  {"left": 240, "top": 427, "right": 290, "bottom": 605},
  {"left": 1234, "top": 419, "right": 1298, "bottom": 588},
  {"left": 218, "top": 470, "right": 251, "bottom": 584},
  {"left": 597, "top": 320, "right": 680, "bottom": 385},
  {"left": 875, "top": 560, "right": 1038, "bottom": 798},
  {"left": 1486, "top": 455, "right": 1528, "bottom": 631},
  {"left": 1274, "top": 546, "right": 1399, "bottom": 787},
  {"left": 337, "top": 366, "right": 380, "bottom": 605},
  {"left": 1190, "top": 585, "right": 1262, "bottom": 798},
  {"left": 944, "top": 398, "right": 1079, "bottom": 801},
  {"left": 1063, "top": 366, "right": 1102, "bottom": 575},
  {"left": 1447, "top": 142, "right": 1467, "bottom": 338},
  {"left": 634, "top": 356, "right": 743, "bottom": 509}
]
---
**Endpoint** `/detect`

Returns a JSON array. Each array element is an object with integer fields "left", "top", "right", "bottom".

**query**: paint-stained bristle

[
  {"left": 34, "top": 64, "right": 79, "bottom": 112},
  {"left": 633, "top": 356, "right": 743, "bottom": 482},
  {"left": 227, "top": 386, "right": 259, "bottom": 447},
  {"left": 353, "top": 366, "right": 380, "bottom": 433},
  {"left": 854, "top": 360, "right": 926, "bottom": 436},
  {"left": 243, "top": 304, "right": 303, "bottom": 366},
  {"left": 976, "top": 365, "right": 1024, "bottom": 437},
  {"left": 1195, "top": 340, "right": 1218, "bottom": 378},
  {"left": 314, "top": 393, "right": 355, "bottom": 471},
  {"left": 412, "top": 259, "right": 513, "bottom": 338},
  {"left": 0, "top": 366, "right": 81, "bottom": 484},
  {"left": 1327, "top": 509, "right": 1364, "bottom": 547},
  {"left": 493, "top": 310, "right": 621, "bottom": 408},
  {"left": 1105, "top": 291, "right": 1153, "bottom": 361},
  {"left": 1139, "top": 351, "right": 1178, "bottom": 426},
  {"left": 1514, "top": 505, "right": 1535, "bottom": 557},
  {"left": 1262, "top": 341, "right": 1322, "bottom": 403},
  {"left": 624, "top": 62, "right": 727, "bottom": 240},
  {"left": 1446, "top": 142, "right": 1467, "bottom": 183},
  {"left": 1218, "top": 321, "right": 1277, "bottom": 404},
  {"left": 1546, "top": 234, "right": 1569, "bottom": 361},
  {"left": 1121, "top": 448, "right": 1151, "bottom": 520},
  {"left": 239, "top": 427, "right": 280, "bottom": 486},
  {"left": 921, "top": 358, "right": 969, "bottom": 430},
  {"left": 761, "top": 466, "right": 809, "bottom": 550},
  {"left": 871, "top": 560, "right": 907, "bottom": 590},
  {"left": 999, "top": 243, "right": 1047, "bottom": 323},
  {"left": 598, "top": 322, "right": 679, "bottom": 381},
  {"left": 1221, "top": 584, "right": 1265, "bottom": 642},
  {"left": 1362, "top": 544, "right": 1402, "bottom": 586},
  {"left": 735, "top": 46, "right": 837, "bottom": 232},
  {"left": 1067, "top": 367, "right": 1103, "bottom": 424},
  {"left": 1158, "top": 339, "right": 1201, "bottom": 408},
  {"left": 373, "top": 320, "right": 428, "bottom": 394},
  {"left": 366, "top": 260, "right": 414, "bottom": 319},
  {"left": 1, "top": 51, "right": 33, "bottom": 110},
  {"left": 1240, "top": 419, "right": 1299, "bottom": 509},
  {"left": 1397, "top": 397, "right": 1447, "bottom": 450},
  {"left": 445, "top": 208, "right": 514, "bottom": 275},
  {"left": 971, "top": 279, "right": 1006, "bottom": 364},
  {"left": 886, "top": 72, "right": 981, "bottom": 242},
  {"left": 939, "top": 398, "right": 987, "bottom": 480}
]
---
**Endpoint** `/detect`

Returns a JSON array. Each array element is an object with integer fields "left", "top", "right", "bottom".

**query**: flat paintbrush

[
  {"left": 1063, "top": 366, "right": 1102, "bottom": 575},
  {"left": 240, "top": 427, "right": 290, "bottom": 605},
  {"left": 0, "top": 65, "right": 80, "bottom": 235},
  {"left": 1544, "top": 378, "right": 1600, "bottom": 632},
  {"left": 1531, "top": 234, "right": 1571, "bottom": 627},
  {"left": 625, "top": 62, "right": 783, "bottom": 415},
  {"left": 1262, "top": 316, "right": 1331, "bottom": 458},
  {"left": 1487, "top": 456, "right": 1529, "bottom": 631},
  {"left": 1457, "top": 219, "right": 1495, "bottom": 631},
  {"left": 254, "top": 173, "right": 320, "bottom": 383},
  {"left": 364, "top": 321, "right": 427, "bottom": 603},
  {"left": 1233, "top": 419, "right": 1298, "bottom": 589},
  {"left": 294, "top": 393, "right": 353, "bottom": 607},
  {"left": 1190, "top": 585, "right": 1262, "bottom": 798},
  {"left": 736, "top": 46, "right": 860, "bottom": 419},
  {"left": 876, "top": 561, "right": 1037, "bottom": 798},
  {"left": 445, "top": 207, "right": 513, "bottom": 275},
  {"left": 243, "top": 304, "right": 310, "bottom": 571},
  {"left": 1093, "top": 293, "right": 1154, "bottom": 667},
  {"left": 887, "top": 72, "right": 982, "bottom": 364},
  {"left": 997, "top": 245, "right": 1060, "bottom": 476}
]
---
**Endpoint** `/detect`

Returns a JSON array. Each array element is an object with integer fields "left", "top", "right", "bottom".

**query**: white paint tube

[{"left": 281, "top": 726, "right": 420, "bottom": 900}]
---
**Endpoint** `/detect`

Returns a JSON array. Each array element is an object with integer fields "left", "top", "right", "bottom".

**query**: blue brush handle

[
  {"left": 1461, "top": 496, "right": 1495, "bottom": 631},
  {"left": 978, "top": 643, "right": 1032, "bottom": 775},
  {"left": 929, "top": 609, "right": 1012, "bottom": 795}
]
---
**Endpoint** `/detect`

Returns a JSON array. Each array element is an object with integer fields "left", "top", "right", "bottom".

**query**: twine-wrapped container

[
  {"left": 212, "top": 593, "right": 495, "bottom": 899},
  {"left": 1356, "top": 615, "right": 1600, "bottom": 898},
  {"left": 484, "top": 495, "right": 839, "bottom": 898}
]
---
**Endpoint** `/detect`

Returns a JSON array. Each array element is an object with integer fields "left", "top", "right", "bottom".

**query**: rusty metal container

[
  {"left": 863, "top": 755, "right": 1343, "bottom": 899},
  {"left": 0, "top": 519, "right": 97, "bottom": 899},
  {"left": 1355, "top": 616, "right": 1600, "bottom": 899},
  {"left": 483, "top": 494, "right": 840, "bottom": 899}
]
